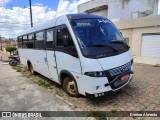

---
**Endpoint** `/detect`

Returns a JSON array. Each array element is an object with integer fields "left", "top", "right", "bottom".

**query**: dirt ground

[{"left": 1, "top": 51, "right": 159, "bottom": 120}]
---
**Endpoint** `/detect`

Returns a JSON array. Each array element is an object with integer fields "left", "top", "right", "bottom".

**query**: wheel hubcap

[{"left": 67, "top": 81, "right": 76, "bottom": 94}]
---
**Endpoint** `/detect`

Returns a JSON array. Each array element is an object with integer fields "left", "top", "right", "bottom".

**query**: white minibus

[{"left": 18, "top": 14, "right": 133, "bottom": 98}]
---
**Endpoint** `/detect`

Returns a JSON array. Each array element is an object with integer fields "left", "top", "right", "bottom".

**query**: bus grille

[{"left": 108, "top": 62, "right": 131, "bottom": 77}]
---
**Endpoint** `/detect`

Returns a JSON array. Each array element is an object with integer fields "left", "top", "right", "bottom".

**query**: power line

[
  {"left": 2, "top": 4, "right": 59, "bottom": 7},
  {"left": 0, "top": 29, "right": 26, "bottom": 31},
  {"left": 0, "top": 20, "right": 30, "bottom": 23},
  {"left": 0, "top": 21, "right": 30, "bottom": 25},
  {"left": 0, "top": 34, "right": 2, "bottom": 50}
]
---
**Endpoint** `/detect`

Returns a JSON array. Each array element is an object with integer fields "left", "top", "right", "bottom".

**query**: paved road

[{"left": 0, "top": 62, "right": 90, "bottom": 120}]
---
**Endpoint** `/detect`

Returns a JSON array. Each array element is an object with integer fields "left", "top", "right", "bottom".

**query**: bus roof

[{"left": 18, "top": 14, "right": 106, "bottom": 37}]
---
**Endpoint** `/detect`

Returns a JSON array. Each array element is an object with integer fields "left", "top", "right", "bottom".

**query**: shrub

[{"left": 5, "top": 46, "right": 17, "bottom": 56}]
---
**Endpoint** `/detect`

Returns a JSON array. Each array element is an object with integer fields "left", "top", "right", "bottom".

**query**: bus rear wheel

[
  {"left": 28, "top": 63, "right": 36, "bottom": 75},
  {"left": 63, "top": 76, "right": 80, "bottom": 97}
]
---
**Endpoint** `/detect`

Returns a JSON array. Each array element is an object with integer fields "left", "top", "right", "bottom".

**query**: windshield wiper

[
  {"left": 110, "top": 40, "right": 126, "bottom": 44},
  {"left": 87, "top": 44, "right": 118, "bottom": 52},
  {"left": 109, "top": 40, "right": 130, "bottom": 49}
]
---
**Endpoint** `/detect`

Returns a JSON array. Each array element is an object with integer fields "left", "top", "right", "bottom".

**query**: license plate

[{"left": 121, "top": 74, "right": 129, "bottom": 81}]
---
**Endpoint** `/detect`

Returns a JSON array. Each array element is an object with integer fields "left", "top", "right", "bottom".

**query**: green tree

[{"left": 5, "top": 46, "right": 17, "bottom": 56}]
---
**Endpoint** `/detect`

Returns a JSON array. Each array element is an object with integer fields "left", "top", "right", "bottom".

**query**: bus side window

[
  {"left": 22, "top": 35, "right": 28, "bottom": 48},
  {"left": 18, "top": 37, "right": 23, "bottom": 48},
  {"left": 56, "top": 25, "right": 77, "bottom": 57},
  {"left": 35, "top": 31, "right": 44, "bottom": 49},
  {"left": 57, "top": 28, "right": 63, "bottom": 46},
  {"left": 46, "top": 29, "right": 54, "bottom": 49},
  {"left": 57, "top": 26, "right": 74, "bottom": 47},
  {"left": 28, "top": 34, "right": 35, "bottom": 48}
]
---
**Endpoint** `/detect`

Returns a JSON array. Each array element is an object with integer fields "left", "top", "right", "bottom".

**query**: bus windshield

[{"left": 71, "top": 18, "right": 124, "bottom": 48}]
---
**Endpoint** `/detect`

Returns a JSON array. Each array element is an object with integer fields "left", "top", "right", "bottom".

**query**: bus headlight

[{"left": 84, "top": 71, "right": 105, "bottom": 77}]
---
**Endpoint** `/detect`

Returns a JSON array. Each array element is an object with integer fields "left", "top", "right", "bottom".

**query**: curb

[{"left": 55, "top": 94, "right": 73, "bottom": 106}]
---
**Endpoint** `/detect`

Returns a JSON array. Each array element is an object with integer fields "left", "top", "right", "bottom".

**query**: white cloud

[
  {"left": 0, "top": 5, "right": 57, "bottom": 38},
  {"left": 56, "top": 0, "right": 90, "bottom": 16},
  {"left": 0, "top": 0, "right": 10, "bottom": 5},
  {"left": 158, "top": 0, "right": 160, "bottom": 14},
  {"left": 33, "top": 3, "right": 43, "bottom": 6},
  {"left": 78, "top": 0, "right": 91, "bottom": 5},
  {"left": 0, "top": 0, "right": 90, "bottom": 38}
]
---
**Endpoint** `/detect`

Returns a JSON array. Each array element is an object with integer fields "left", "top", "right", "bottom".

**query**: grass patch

[
  {"left": 111, "top": 109, "right": 117, "bottom": 112},
  {"left": 36, "top": 79, "right": 52, "bottom": 88},
  {"left": 153, "top": 64, "right": 160, "bottom": 67},
  {"left": 12, "top": 66, "right": 17, "bottom": 70},
  {"left": 16, "top": 68, "right": 22, "bottom": 72},
  {"left": 12, "top": 65, "right": 23, "bottom": 72},
  {"left": 2, "top": 60, "right": 9, "bottom": 62},
  {"left": 55, "top": 90, "right": 62, "bottom": 96}
]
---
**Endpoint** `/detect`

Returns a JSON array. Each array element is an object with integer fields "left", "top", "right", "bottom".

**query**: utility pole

[
  {"left": 29, "top": 0, "right": 33, "bottom": 27},
  {"left": 0, "top": 34, "right": 2, "bottom": 50}
]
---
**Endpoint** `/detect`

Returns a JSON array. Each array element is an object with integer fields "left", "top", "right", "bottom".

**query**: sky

[
  {"left": 0, "top": 0, "right": 160, "bottom": 38},
  {"left": 0, "top": 0, "right": 90, "bottom": 38}
]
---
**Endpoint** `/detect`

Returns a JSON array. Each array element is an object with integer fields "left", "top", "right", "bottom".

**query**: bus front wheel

[{"left": 63, "top": 76, "right": 80, "bottom": 97}]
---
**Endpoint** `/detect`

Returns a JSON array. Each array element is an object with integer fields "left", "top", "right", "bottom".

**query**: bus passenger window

[
  {"left": 57, "top": 28, "right": 63, "bottom": 46},
  {"left": 35, "top": 31, "right": 44, "bottom": 49},
  {"left": 28, "top": 34, "right": 35, "bottom": 48},
  {"left": 56, "top": 26, "right": 77, "bottom": 57},
  {"left": 46, "top": 29, "right": 54, "bottom": 49},
  {"left": 22, "top": 35, "right": 28, "bottom": 48},
  {"left": 57, "top": 27, "right": 74, "bottom": 47}
]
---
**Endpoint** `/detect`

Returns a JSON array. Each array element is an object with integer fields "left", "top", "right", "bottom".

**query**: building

[
  {"left": 78, "top": 0, "right": 159, "bottom": 20},
  {"left": 115, "top": 16, "right": 160, "bottom": 65},
  {"left": 0, "top": 38, "right": 17, "bottom": 52},
  {"left": 78, "top": 0, "right": 160, "bottom": 65}
]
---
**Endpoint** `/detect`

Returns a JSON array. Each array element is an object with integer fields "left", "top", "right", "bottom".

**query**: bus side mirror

[{"left": 63, "top": 35, "right": 69, "bottom": 47}]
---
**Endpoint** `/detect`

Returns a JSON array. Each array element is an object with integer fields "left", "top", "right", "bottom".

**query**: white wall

[
  {"left": 108, "top": 0, "right": 159, "bottom": 20},
  {"left": 78, "top": 0, "right": 159, "bottom": 20},
  {"left": 88, "top": 9, "right": 108, "bottom": 17},
  {"left": 78, "top": 0, "right": 109, "bottom": 13},
  {"left": 158, "top": 0, "right": 160, "bottom": 14}
]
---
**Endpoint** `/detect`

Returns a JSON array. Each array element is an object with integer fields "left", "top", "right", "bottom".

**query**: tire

[
  {"left": 9, "top": 60, "right": 17, "bottom": 66},
  {"left": 63, "top": 76, "right": 80, "bottom": 97},
  {"left": 28, "top": 63, "right": 36, "bottom": 75}
]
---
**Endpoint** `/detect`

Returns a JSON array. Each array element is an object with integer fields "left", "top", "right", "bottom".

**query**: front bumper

[
  {"left": 85, "top": 91, "right": 112, "bottom": 98},
  {"left": 85, "top": 71, "right": 133, "bottom": 98},
  {"left": 105, "top": 70, "right": 133, "bottom": 90}
]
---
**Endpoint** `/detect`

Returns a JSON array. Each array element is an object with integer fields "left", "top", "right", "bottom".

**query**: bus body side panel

[
  {"left": 55, "top": 52, "right": 81, "bottom": 74},
  {"left": 19, "top": 49, "right": 50, "bottom": 78},
  {"left": 30, "top": 49, "right": 50, "bottom": 78},
  {"left": 73, "top": 58, "right": 107, "bottom": 95},
  {"left": 19, "top": 49, "right": 28, "bottom": 66},
  {"left": 79, "top": 76, "right": 112, "bottom": 95},
  {"left": 46, "top": 50, "right": 59, "bottom": 83},
  {"left": 55, "top": 51, "right": 82, "bottom": 80}
]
